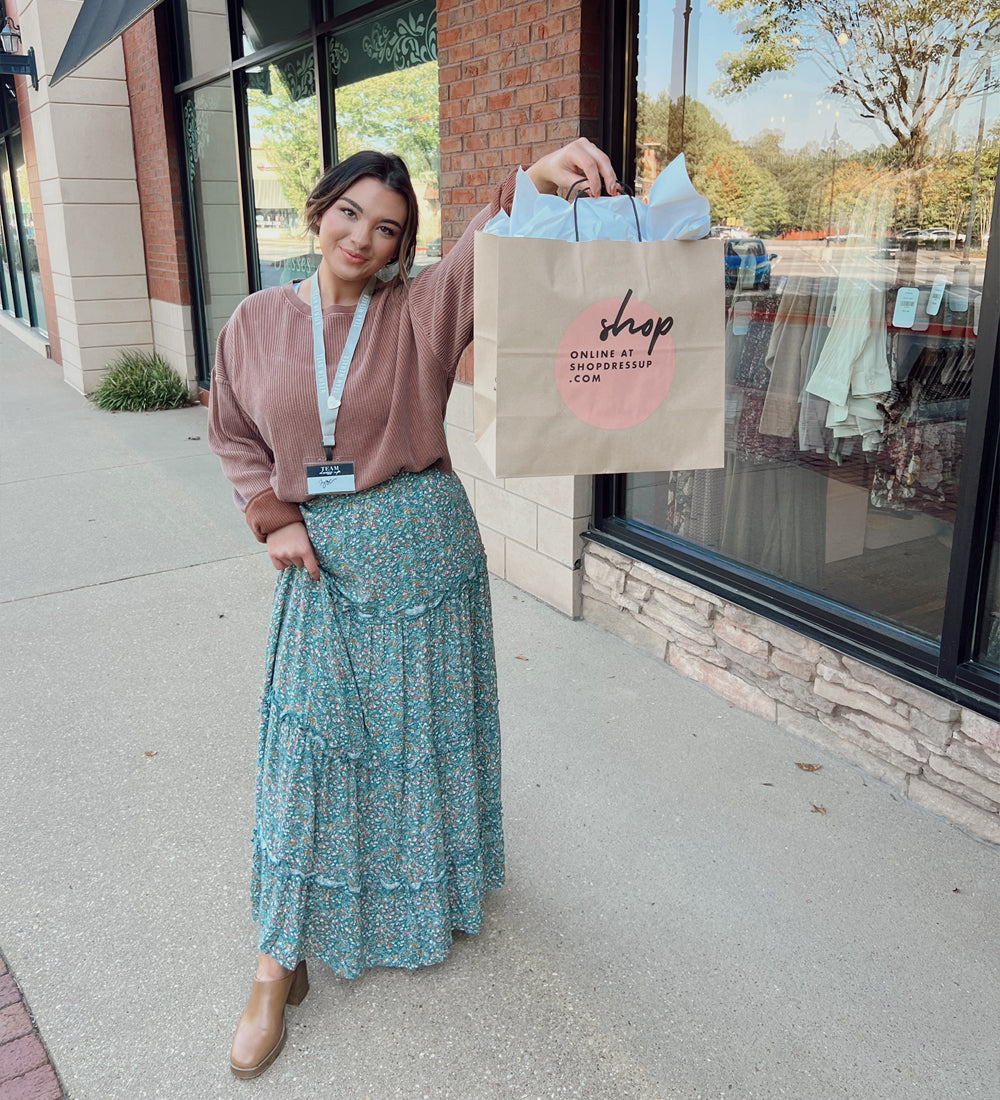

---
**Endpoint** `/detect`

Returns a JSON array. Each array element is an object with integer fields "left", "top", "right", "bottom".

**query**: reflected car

[
  {"left": 710, "top": 225, "right": 750, "bottom": 240},
  {"left": 426, "top": 238, "right": 442, "bottom": 259},
  {"left": 724, "top": 238, "right": 778, "bottom": 290},
  {"left": 900, "top": 226, "right": 956, "bottom": 249}
]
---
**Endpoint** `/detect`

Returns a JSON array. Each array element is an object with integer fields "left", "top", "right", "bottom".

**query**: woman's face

[{"left": 316, "top": 176, "right": 409, "bottom": 295}]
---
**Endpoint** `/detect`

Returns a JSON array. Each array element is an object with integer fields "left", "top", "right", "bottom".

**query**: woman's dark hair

[{"left": 303, "top": 151, "right": 419, "bottom": 287}]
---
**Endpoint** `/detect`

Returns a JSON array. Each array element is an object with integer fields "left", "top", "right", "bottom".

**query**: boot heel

[{"left": 286, "top": 960, "right": 309, "bottom": 1006}]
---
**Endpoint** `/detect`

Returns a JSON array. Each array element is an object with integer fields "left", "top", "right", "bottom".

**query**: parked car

[
  {"left": 425, "top": 238, "right": 442, "bottom": 259},
  {"left": 900, "top": 226, "right": 957, "bottom": 249},
  {"left": 710, "top": 225, "right": 750, "bottom": 240},
  {"left": 724, "top": 237, "right": 777, "bottom": 290}
]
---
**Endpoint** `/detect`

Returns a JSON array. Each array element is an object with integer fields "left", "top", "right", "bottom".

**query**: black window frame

[{"left": 592, "top": 0, "right": 1000, "bottom": 720}]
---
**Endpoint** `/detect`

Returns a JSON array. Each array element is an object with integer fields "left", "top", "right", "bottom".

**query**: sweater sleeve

[
  {"left": 404, "top": 168, "right": 520, "bottom": 373},
  {"left": 207, "top": 320, "right": 303, "bottom": 542}
]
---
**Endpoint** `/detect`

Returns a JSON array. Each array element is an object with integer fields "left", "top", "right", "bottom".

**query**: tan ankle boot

[{"left": 229, "top": 960, "right": 309, "bottom": 1079}]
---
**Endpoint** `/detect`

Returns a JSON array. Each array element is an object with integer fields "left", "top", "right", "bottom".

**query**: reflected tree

[
  {"left": 711, "top": 0, "right": 1000, "bottom": 168},
  {"left": 335, "top": 63, "right": 440, "bottom": 179},
  {"left": 248, "top": 77, "right": 320, "bottom": 220}
]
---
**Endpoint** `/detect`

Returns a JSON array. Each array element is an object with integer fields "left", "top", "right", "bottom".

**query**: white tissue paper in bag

[{"left": 481, "top": 154, "right": 710, "bottom": 242}]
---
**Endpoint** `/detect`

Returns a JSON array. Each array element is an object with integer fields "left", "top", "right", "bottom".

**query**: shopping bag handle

[{"left": 567, "top": 176, "right": 643, "bottom": 242}]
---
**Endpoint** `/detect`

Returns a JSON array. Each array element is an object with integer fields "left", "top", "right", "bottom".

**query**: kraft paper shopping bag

[{"left": 473, "top": 232, "right": 725, "bottom": 477}]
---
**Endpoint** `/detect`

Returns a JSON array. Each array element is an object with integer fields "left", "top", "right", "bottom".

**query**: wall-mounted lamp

[{"left": 0, "top": 17, "right": 38, "bottom": 90}]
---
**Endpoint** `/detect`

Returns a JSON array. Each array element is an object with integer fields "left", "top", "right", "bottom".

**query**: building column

[{"left": 15, "top": 0, "right": 153, "bottom": 394}]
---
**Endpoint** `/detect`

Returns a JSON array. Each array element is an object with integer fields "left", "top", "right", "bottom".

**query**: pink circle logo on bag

[{"left": 555, "top": 290, "right": 675, "bottom": 429}]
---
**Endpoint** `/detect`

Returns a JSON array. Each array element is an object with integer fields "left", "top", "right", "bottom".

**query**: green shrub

[{"left": 90, "top": 349, "right": 192, "bottom": 412}]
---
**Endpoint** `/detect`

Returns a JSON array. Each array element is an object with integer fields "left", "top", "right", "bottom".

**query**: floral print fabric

[{"left": 251, "top": 470, "right": 504, "bottom": 978}]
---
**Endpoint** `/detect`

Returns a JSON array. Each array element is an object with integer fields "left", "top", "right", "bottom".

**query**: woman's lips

[{"left": 340, "top": 247, "right": 368, "bottom": 264}]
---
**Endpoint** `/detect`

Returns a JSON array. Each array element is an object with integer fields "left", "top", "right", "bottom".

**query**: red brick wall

[
  {"left": 438, "top": 0, "right": 603, "bottom": 382},
  {"left": 122, "top": 9, "right": 190, "bottom": 306}
]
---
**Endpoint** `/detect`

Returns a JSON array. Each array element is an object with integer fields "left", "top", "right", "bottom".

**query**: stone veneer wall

[{"left": 582, "top": 541, "right": 1000, "bottom": 846}]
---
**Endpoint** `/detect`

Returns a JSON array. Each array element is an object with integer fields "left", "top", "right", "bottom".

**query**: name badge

[{"left": 305, "top": 461, "right": 356, "bottom": 495}]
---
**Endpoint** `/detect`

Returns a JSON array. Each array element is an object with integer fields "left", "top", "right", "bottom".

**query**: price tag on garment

[
  {"left": 305, "top": 461, "right": 357, "bottom": 494},
  {"left": 926, "top": 274, "right": 946, "bottom": 316},
  {"left": 949, "top": 265, "right": 970, "bottom": 312},
  {"left": 892, "top": 286, "right": 919, "bottom": 329}
]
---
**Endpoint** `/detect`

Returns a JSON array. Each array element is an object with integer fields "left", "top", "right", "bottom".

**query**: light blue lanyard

[{"left": 311, "top": 273, "right": 376, "bottom": 460}]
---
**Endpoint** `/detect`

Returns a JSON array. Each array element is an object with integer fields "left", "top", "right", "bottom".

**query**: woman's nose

[{"left": 349, "top": 223, "right": 371, "bottom": 249}]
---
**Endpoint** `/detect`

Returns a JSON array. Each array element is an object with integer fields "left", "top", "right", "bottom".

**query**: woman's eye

[{"left": 378, "top": 226, "right": 396, "bottom": 237}]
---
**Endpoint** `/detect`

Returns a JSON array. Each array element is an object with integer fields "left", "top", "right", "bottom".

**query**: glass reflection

[
  {"left": 627, "top": 0, "right": 998, "bottom": 642},
  {"left": 184, "top": 80, "right": 249, "bottom": 356},
  {"left": 245, "top": 49, "right": 320, "bottom": 289},
  {"left": 332, "top": 58, "right": 441, "bottom": 272},
  {"left": 12, "top": 135, "right": 44, "bottom": 332},
  {"left": 0, "top": 142, "right": 27, "bottom": 320},
  {"left": 240, "top": 0, "right": 310, "bottom": 57},
  {"left": 176, "top": 0, "right": 232, "bottom": 82}
]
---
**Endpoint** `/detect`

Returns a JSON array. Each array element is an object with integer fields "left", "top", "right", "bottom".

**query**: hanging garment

[{"left": 804, "top": 184, "right": 895, "bottom": 448}]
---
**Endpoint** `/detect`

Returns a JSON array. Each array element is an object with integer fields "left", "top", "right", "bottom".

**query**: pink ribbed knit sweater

[{"left": 209, "top": 170, "right": 518, "bottom": 541}]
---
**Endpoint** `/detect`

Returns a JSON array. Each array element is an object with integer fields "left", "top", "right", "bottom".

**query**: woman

[{"left": 209, "top": 138, "right": 618, "bottom": 1079}]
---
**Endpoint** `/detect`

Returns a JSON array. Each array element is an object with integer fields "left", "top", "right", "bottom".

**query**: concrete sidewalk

[{"left": 1, "top": 326, "right": 998, "bottom": 1100}]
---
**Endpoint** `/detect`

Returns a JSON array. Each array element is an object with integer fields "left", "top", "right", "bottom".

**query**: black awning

[{"left": 51, "top": 0, "right": 165, "bottom": 85}]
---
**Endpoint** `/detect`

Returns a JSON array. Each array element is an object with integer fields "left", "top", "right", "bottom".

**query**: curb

[{"left": 0, "top": 952, "right": 64, "bottom": 1100}]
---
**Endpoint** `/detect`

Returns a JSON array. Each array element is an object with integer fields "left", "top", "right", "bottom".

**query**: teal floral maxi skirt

[{"left": 251, "top": 469, "right": 504, "bottom": 978}]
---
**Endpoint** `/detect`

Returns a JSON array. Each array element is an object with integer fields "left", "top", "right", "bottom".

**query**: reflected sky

[{"left": 640, "top": 0, "right": 994, "bottom": 153}]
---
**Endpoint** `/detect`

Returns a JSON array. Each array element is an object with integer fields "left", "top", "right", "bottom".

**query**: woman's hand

[
  {"left": 265, "top": 521, "right": 320, "bottom": 581},
  {"left": 525, "top": 138, "right": 620, "bottom": 199}
]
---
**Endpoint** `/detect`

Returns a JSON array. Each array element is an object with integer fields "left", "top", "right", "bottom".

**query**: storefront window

[
  {"left": 0, "top": 137, "right": 28, "bottom": 322},
  {"left": 183, "top": 79, "right": 249, "bottom": 357},
  {"left": 980, "top": 494, "right": 1000, "bottom": 669},
  {"left": 328, "top": 0, "right": 440, "bottom": 270},
  {"left": 11, "top": 135, "right": 44, "bottom": 332},
  {"left": 178, "top": 0, "right": 442, "bottom": 382},
  {"left": 240, "top": 0, "right": 311, "bottom": 57},
  {"left": 245, "top": 47, "right": 320, "bottom": 289},
  {"left": 176, "top": 0, "right": 232, "bottom": 83},
  {"left": 323, "top": 0, "right": 377, "bottom": 19},
  {"left": 0, "top": 208, "right": 11, "bottom": 313},
  {"left": 625, "top": 0, "right": 998, "bottom": 645}
]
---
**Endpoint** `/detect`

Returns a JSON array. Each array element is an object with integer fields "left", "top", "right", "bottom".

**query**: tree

[
  {"left": 335, "top": 62, "right": 440, "bottom": 180},
  {"left": 636, "top": 92, "right": 733, "bottom": 178},
  {"left": 711, "top": 0, "right": 1000, "bottom": 168},
  {"left": 693, "top": 144, "right": 791, "bottom": 234},
  {"left": 248, "top": 73, "right": 320, "bottom": 220},
  {"left": 745, "top": 131, "right": 834, "bottom": 231}
]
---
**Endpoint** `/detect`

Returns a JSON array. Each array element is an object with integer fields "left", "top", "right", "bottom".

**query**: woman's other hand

[
  {"left": 525, "top": 138, "right": 620, "bottom": 199},
  {"left": 266, "top": 521, "right": 321, "bottom": 580}
]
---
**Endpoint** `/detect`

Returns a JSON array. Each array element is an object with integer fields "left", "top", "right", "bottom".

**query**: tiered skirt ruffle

[{"left": 250, "top": 470, "right": 504, "bottom": 978}]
